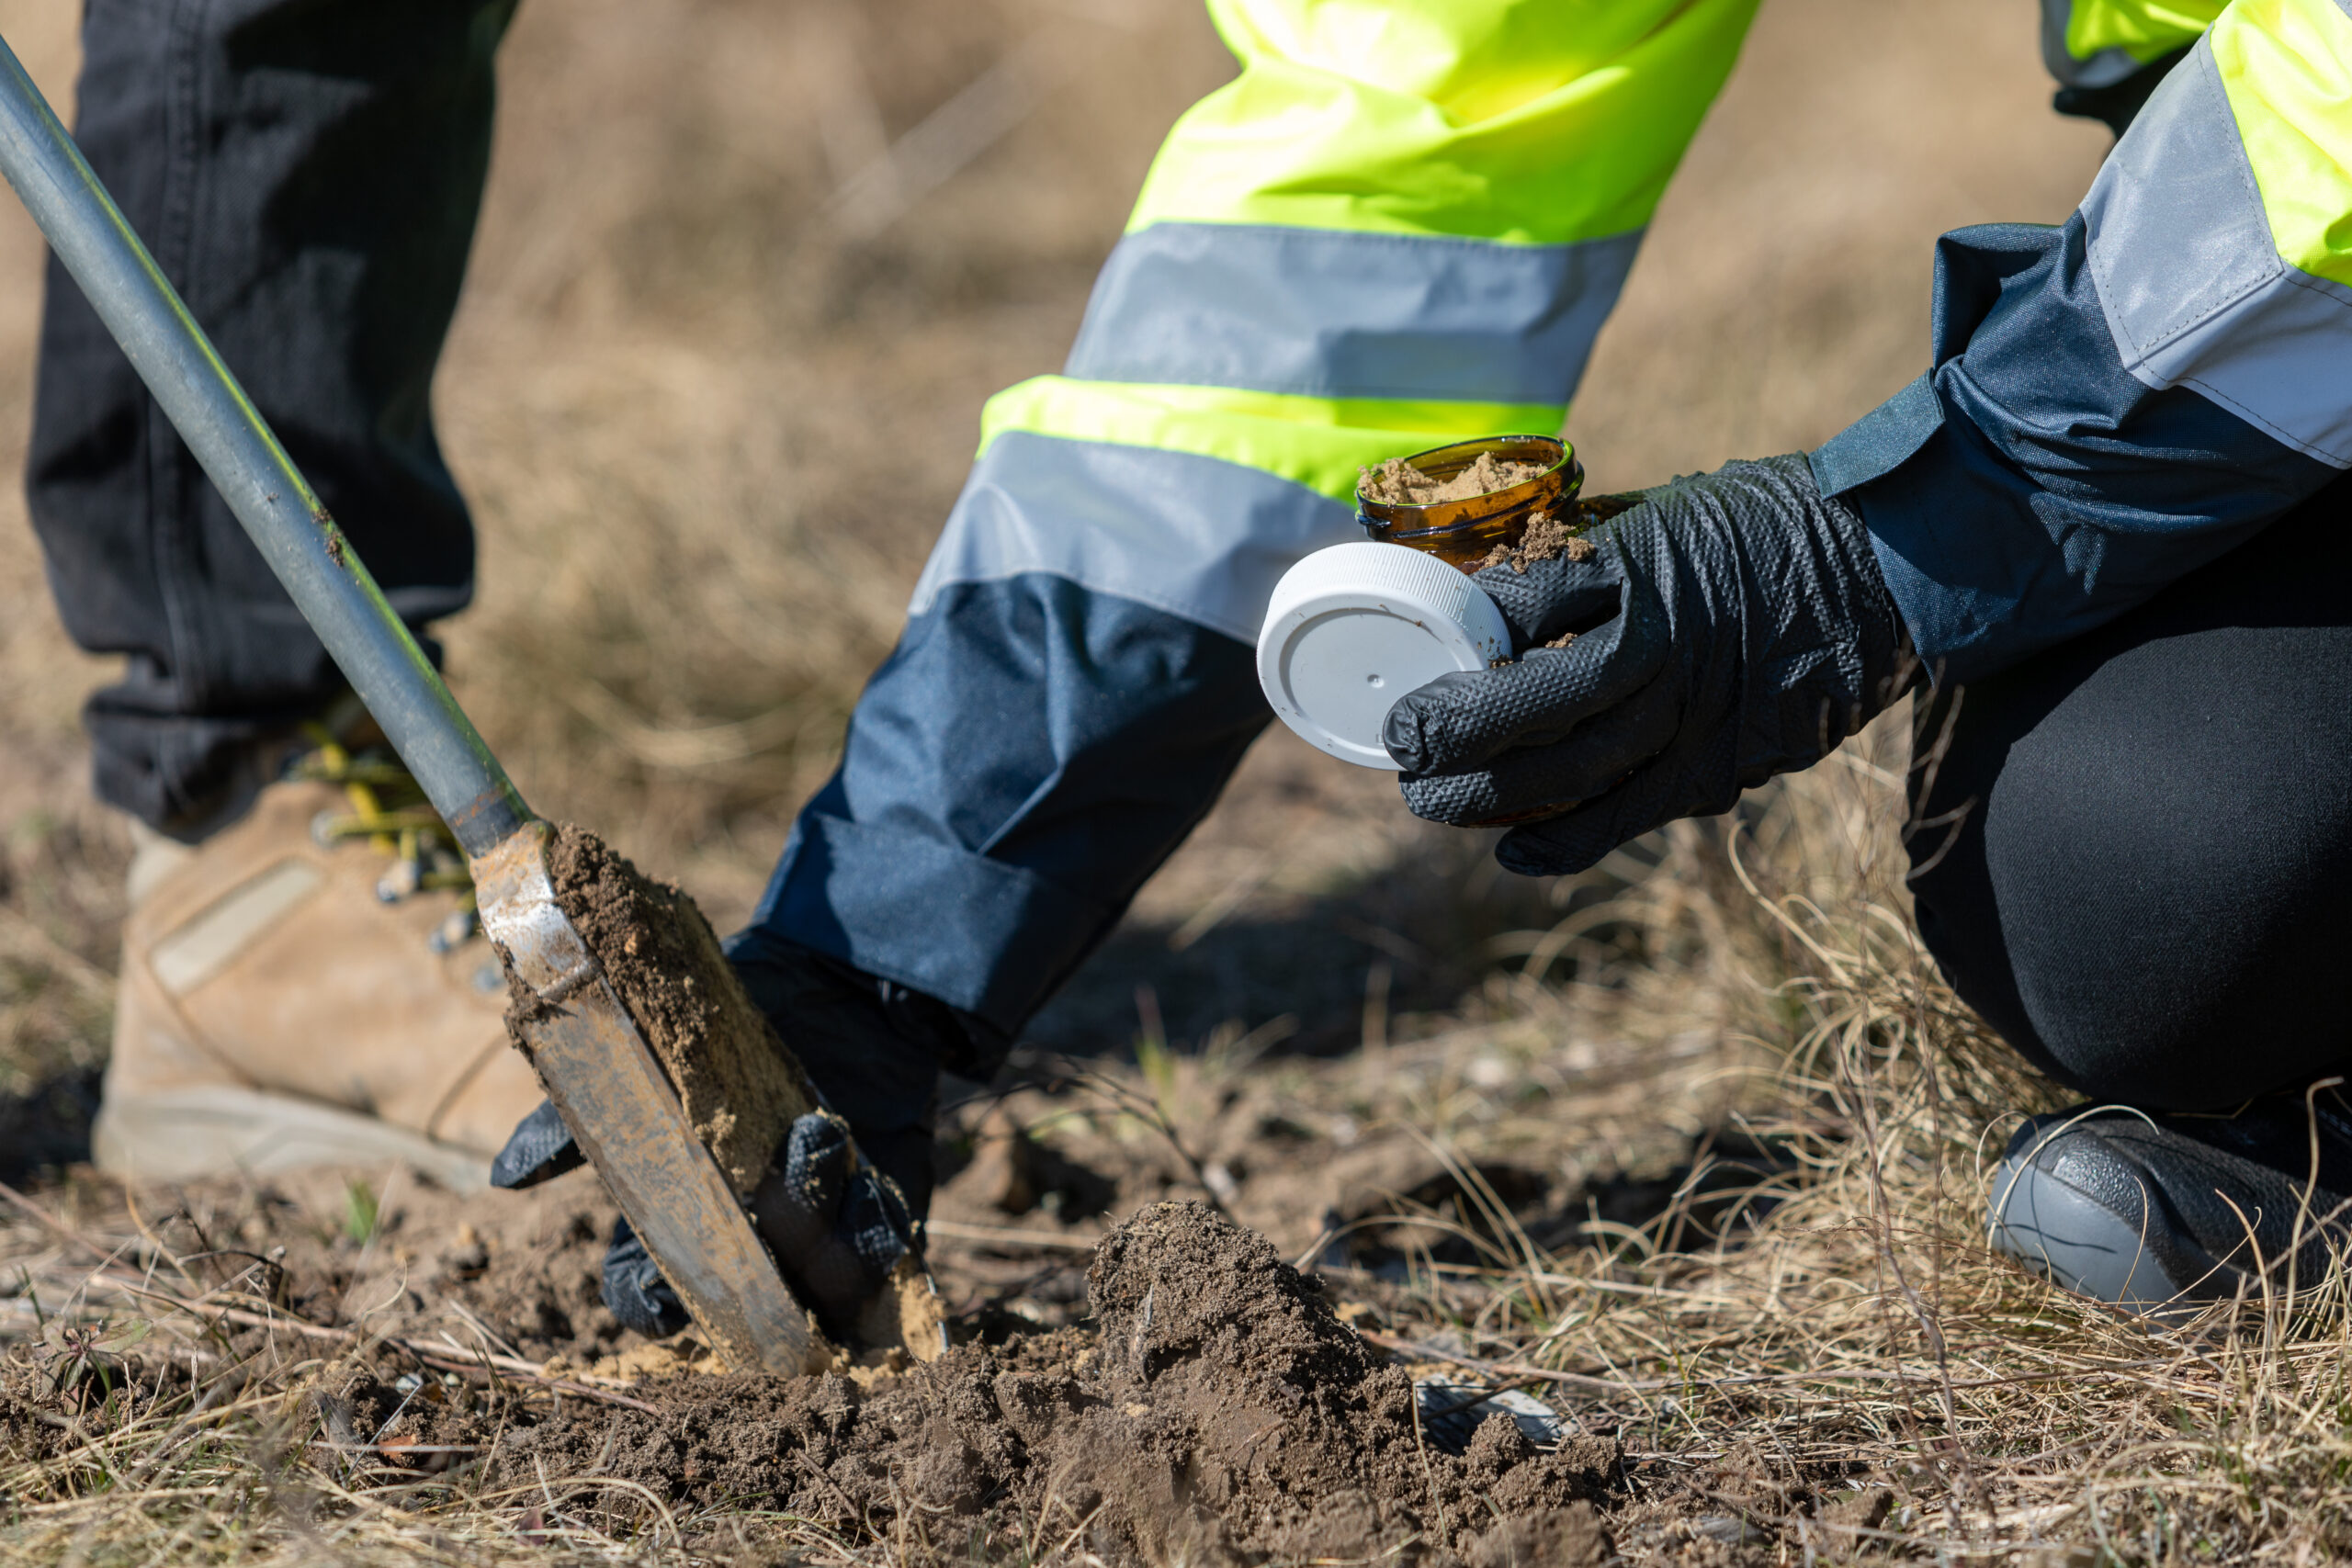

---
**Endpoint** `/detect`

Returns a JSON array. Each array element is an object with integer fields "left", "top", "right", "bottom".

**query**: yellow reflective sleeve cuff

[
  {"left": 2066, "top": 0, "right": 2228, "bottom": 65},
  {"left": 1125, "top": 0, "right": 1760, "bottom": 245},
  {"left": 977, "top": 378, "right": 1563, "bottom": 504},
  {"left": 2211, "top": 0, "right": 2352, "bottom": 289}
]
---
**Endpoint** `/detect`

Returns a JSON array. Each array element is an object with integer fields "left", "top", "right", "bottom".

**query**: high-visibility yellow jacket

[
  {"left": 900, "top": 0, "right": 2351, "bottom": 683},
  {"left": 763, "top": 1, "right": 2352, "bottom": 1033}
]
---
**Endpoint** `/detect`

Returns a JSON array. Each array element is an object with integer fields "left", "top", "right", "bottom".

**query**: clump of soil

[
  {"left": 1362, "top": 451, "right": 1546, "bottom": 506},
  {"left": 1468, "top": 1506, "right": 1613, "bottom": 1568},
  {"left": 1477, "top": 512, "right": 1597, "bottom": 576},
  {"left": 536, "top": 823, "right": 816, "bottom": 1196},
  {"left": 485, "top": 1202, "right": 1617, "bottom": 1564}
]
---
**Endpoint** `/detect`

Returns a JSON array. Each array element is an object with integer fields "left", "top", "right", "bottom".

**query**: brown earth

[
  {"left": 466, "top": 1201, "right": 1622, "bottom": 1563},
  {"left": 0, "top": 1000, "right": 1902, "bottom": 1562},
  {"left": 145, "top": 1196, "right": 1618, "bottom": 1565},
  {"left": 539, "top": 822, "right": 819, "bottom": 1196},
  {"left": 1362, "top": 453, "right": 1548, "bottom": 507}
]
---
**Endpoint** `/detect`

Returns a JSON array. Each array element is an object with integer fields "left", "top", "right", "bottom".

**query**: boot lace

[{"left": 288, "top": 722, "right": 478, "bottom": 952}]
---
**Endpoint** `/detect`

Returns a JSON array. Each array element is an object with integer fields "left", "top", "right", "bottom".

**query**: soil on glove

[
  {"left": 479, "top": 1201, "right": 1617, "bottom": 1563},
  {"left": 1478, "top": 512, "right": 1597, "bottom": 576},
  {"left": 1361, "top": 452, "right": 1547, "bottom": 506},
  {"left": 537, "top": 823, "right": 815, "bottom": 1195}
]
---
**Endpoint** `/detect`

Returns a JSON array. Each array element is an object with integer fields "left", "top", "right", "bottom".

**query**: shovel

[{"left": 0, "top": 34, "right": 926, "bottom": 1376}]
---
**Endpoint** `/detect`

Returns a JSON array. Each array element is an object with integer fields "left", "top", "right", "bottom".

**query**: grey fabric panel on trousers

[
  {"left": 1062, "top": 220, "right": 1644, "bottom": 405},
  {"left": 905, "top": 431, "right": 1359, "bottom": 643},
  {"left": 2082, "top": 36, "right": 2352, "bottom": 468}
]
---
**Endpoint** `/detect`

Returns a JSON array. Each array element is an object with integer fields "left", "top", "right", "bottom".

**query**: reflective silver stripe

[
  {"left": 2040, "top": 0, "right": 2143, "bottom": 88},
  {"left": 907, "top": 431, "right": 1358, "bottom": 642},
  {"left": 2082, "top": 37, "right": 2352, "bottom": 468},
  {"left": 1062, "top": 221, "right": 1643, "bottom": 405}
]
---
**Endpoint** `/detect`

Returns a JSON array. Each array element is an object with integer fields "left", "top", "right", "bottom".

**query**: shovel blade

[{"left": 472, "top": 820, "right": 821, "bottom": 1376}]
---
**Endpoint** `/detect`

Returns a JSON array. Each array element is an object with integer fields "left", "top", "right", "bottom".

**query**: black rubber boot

[{"left": 1988, "top": 1096, "right": 2352, "bottom": 1314}]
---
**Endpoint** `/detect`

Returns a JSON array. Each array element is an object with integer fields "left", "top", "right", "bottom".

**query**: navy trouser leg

[
  {"left": 747, "top": 573, "right": 1270, "bottom": 1051},
  {"left": 27, "top": 0, "right": 514, "bottom": 840},
  {"left": 1909, "top": 473, "right": 2352, "bottom": 1111}
]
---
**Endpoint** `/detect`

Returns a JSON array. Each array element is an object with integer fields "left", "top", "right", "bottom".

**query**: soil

[
  {"left": 1467, "top": 1505, "right": 1614, "bottom": 1568},
  {"left": 1478, "top": 513, "right": 1598, "bottom": 577},
  {"left": 539, "top": 823, "right": 816, "bottom": 1196},
  {"left": 1362, "top": 453, "right": 1547, "bottom": 507},
  {"left": 477, "top": 1201, "right": 1620, "bottom": 1563},
  {"left": 164, "top": 1163, "right": 639, "bottom": 1363},
  {"left": 2, "top": 1180, "right": 1622, "bottom": 1563},
  {"left": 0, "top": 1012, "right": 1828, "bottom": 1563}
]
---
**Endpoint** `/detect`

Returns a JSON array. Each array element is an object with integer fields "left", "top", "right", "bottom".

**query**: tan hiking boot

[{"left": 92, "top": 731, "right": 542, "bottom": 1190}]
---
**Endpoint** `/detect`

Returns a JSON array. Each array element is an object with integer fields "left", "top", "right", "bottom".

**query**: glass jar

[{"left": 1356, "top": 434, "right": 1580, "bottom": 571}]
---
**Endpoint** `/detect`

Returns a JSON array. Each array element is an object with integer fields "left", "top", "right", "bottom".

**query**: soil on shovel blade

[
  {"left": 526, "top": 824, "right": 944, "bottom": 1362},
  {"left": 536, "top": 823, "right": 816, "bottom": 1196}
]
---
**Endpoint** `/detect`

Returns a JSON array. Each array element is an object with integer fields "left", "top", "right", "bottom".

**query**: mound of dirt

[
  {"left": 1362, "top": 452, "right": 1547, "bottom": 506},
  {"left": 475, "top": 1201, "right": 1615, "bottom": 1563}
]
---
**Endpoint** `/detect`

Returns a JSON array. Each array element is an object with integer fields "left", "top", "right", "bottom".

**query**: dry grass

[
  {"left": 4, "top": 0, "right": 2337, "bottom": 1562},
  {"left": 1439, "top": 732, "right": 2352, "bottom": 1566},
  {"left": 16, "top": 724, "right": 2352, "bottom": 1564}
]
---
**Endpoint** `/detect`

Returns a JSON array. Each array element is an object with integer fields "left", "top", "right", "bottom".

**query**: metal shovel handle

[{"left": 0, "top": 33, "right": 528, "bottom": 857}]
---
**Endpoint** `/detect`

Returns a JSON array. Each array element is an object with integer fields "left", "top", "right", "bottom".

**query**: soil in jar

[{"left": 1360, "top": 452, "right": 1549, "bottom": 507}]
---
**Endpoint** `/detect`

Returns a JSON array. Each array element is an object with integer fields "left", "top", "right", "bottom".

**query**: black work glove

[
  {"left": 750, "top": 1110, "right": 917, "bottom": 1343},
  {"left": 600, "top": 1214, "right": 689, "bottom": 1337},
  {"left": 505, "top": 1112, "right": 917, "bottom": 1342},
  {"left": 1383, "top": 454, "right": 1911, "bottom": 875}
]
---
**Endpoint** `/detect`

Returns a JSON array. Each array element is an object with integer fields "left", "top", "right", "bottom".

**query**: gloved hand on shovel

[
  {"left": 1382, "top": 454, "right": 1915, "bottom": 875},
  {"left": 491, "top": 936, "right": 999, "bottom": 1345}
]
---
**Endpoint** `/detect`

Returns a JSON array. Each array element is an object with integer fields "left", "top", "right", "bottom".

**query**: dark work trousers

[
  {"left": 1908, "top": 473, "right": 2352, "bottom": 1112},
  {"left": 25, "top": 0, "right": 515, "bottom": 840}
]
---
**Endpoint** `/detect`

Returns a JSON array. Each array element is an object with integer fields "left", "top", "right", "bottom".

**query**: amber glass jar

[{"left": 1356, "top": 434, "right": 1580, "bottom": 570}]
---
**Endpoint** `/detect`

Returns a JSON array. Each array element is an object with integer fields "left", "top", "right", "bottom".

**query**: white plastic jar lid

[{"left": 1256, "top": 541, "right": 1510, "bottom": 769}]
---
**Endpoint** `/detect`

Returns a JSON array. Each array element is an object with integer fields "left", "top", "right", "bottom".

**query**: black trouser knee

[
  {"left": 1907, "top": 474, "right": 2352, "bottom": 1111},
  {"left": 27, "top": 0, "right": 513, "bottom": 840}
]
